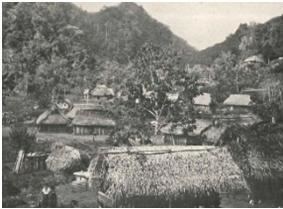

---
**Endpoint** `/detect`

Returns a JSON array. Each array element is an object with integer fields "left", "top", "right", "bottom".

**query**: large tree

[{"left": 124, "top": 43, "right": 199, "bottom": 135}]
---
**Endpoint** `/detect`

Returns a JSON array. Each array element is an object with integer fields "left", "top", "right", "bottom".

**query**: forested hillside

[
  {"left": 190, "top": 15, "right": 283, "bottom": 65},
  {"left": 2, "top": 2, "right": 196, "bottom": 102}
]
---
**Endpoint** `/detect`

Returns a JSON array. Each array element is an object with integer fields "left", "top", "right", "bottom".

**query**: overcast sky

[{"left": 74, "top": 2, "right": 283, "bottom": 50}]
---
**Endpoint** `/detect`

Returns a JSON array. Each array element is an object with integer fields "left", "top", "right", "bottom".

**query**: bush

[{"left": 9, "top": 125, "right": 36, "bottom": 152}]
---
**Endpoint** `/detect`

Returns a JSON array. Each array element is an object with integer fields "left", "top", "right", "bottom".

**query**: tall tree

[{"left": 125, "top": 43, "right": 199, "bottom": 135}]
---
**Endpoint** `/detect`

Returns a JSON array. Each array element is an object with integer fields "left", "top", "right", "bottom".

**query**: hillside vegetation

[{"left": 2, "top": 2, "right": 195, "bottom": 104}]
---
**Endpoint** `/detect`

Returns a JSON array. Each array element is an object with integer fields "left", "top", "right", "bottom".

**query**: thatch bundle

[
  {"left": 46, "top": 143, "right": 89, "bottom": 173},
  {"left": 90, "top": 146, "right": 248, "bottom": 205}
]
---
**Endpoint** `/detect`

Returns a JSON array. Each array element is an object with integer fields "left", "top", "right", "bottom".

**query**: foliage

[
  {"left": 2, "top": 2, "right": 195, "bottom": 104},
  {"left": 125, "top": 43, "right": 199, "bottom": 135},
  {"left": 191, "top": 15, "right": 283, "bottom": 65},
  {"left": 9, "top": 125, "right": 36, "bottom": 151}
]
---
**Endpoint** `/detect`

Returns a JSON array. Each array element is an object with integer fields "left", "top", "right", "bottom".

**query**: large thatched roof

[
  {"left": 72, "top": 110, "right": 116, "bottom": 127},
  {"left": 36, "top": 105, "right": 70, "bottom": 125},
  {"left": 66, "top": 103, "right": 102, "bottom": 119},
  {"left": 89, "top": 146, "right": 248, "bottom": 202}
]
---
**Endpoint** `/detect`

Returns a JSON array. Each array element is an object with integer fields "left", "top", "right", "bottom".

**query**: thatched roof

[
  {"left": 160, "top": 123, "right": 184, "bottom": 135},
  {"left": 72, "top": 115, "right": 116, "bottom": 127},
  {"left": 244, "top": 55, "right": 264, "bottom": 64},
  {"left": 66, "top": 103, "right": 102, "bottom": 119},
  {"left": 91, "top": 85, "right": 114, "bottom": 97},
  {"left": 90, "top": 146, "right": 248, "bottom": 202},
  {"left": 213, "top": 113, "right": 262, "bottom": 126},
  {"left": 160, "top": 119, "right": 211, "bottom": 136},
  {"left": 72, "top": 110, "right": 116, "bottom": 127},
  {"left": 193, "top": 93, "right": 211, "bottom": 106},
  {"left": 46, "top": 143, "right": 89, "bottom": 173},
  {"left": 36, "top": 105, "right": 70, "bottom": 125},
  {"left": 223, "top": 94, "right": 253, "bottom": 106}
]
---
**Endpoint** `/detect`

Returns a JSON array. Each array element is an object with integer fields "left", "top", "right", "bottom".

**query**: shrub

[{"left": 9, "top": 125, "right": 36, "bottom": 152}]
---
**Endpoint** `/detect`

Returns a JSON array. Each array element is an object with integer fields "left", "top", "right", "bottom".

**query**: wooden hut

[
  {"left": 193, "top": 93, "right": 212, "bottom": 113},
  {"left": 23, "top": 152, "right": 48, "bottom": 172},
  {"left": 160, "top": 119, "right": 211, "bottom": 145},
  {"left": 72, "top": 109, "right": 115, "bottom": 135},
  {"left": 36, "top": 105, "right": 71, "bottom": 133},
  {"left": 88, "top": 146, "right": 248, "bottom": 208},
  {"left": 91, "top": 85, "right": 114, "bottom": 100},
  {"left": 223, "top": 94, "right": 254, "bottom": 113},
  {"left": 66, "top": 103, "right": 100, "bottom": 120}
]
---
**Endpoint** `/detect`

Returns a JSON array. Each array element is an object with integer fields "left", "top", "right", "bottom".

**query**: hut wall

[
  {"left": 195, "top": 105, "right": 211, "bottom": 113},
  {"left": 164, "top": 134, "right": 187, "bottom": 145},
  {"left": 23, "top": 156, "right": 47, "bottom": 173},
  {"left": 38, "top": 124, "right": 70, "bottom": 133},
  {"left": 73, "top": 125, "right": 114, "bottom": 135}
]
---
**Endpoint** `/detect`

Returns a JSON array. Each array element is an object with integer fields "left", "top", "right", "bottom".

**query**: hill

[
  {"left": 81, "top": 2, "right": 196, "bottom": 64},
  {"left": 2, "top": 2, "right": 196, "bottom": 100},
  {"left": 190, "top": 15, "right": 283, "bottom": 65}
]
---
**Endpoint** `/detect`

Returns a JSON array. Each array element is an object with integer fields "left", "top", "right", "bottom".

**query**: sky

[{"left": 74, "top": 2, "right": 283, "bottom": 50}]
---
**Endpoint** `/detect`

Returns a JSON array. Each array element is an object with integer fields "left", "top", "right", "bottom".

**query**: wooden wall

[{"left": 73, "top": 126, "right": 113, "bottom": 135}]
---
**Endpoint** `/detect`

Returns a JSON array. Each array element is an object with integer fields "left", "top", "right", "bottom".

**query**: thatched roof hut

[
  {"left": 89, "top": 146, "right": 248, "bottom": 207},
  {"left": 36, "top": 105, "right": 71, "bottom": 132},
  {"left": 244, "top": 55, "right": 265, "bottom": 64},
  {"left": 46, "top": 143, "right": 90, "bottom": 173},
  {"left": 223, "top": 94, "right": 253, "bottom": 107},
  {"left": 72, "top": 109, "right": 115, "bottom": 135},
  {"left": 66, "top": 103, "right": 101, "bottom": 119},
  {"left": 91, "top": 85, "right": 114, "bottom": 98},
  {"left": 36, "top": 106, "right": 69, "bottom": 125},
  {"left": 160, "top": 119, "right": 211, "bottom": 136},
  {"left": 72, "top": 112, "right": 116, "bottom": 127}
]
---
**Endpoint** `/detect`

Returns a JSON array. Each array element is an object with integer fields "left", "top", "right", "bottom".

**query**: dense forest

[
  {"left": 2, "top": 2, "right": 283, "bottom": 116},
  {"left": 2, "top": 2, "right": 195, "bottom": 102}
]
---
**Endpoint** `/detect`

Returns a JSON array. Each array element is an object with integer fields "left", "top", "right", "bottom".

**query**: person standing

[
  {"left": 48, "top": 185, "right": 58, "bottom": 208},
  {"left": 40, "top": 184, "right": 51, "bottom": 208}
]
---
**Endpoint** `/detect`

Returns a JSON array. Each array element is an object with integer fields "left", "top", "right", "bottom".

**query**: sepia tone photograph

[{"left": 2, "top": 1, "right": 283, "bottom": 208}]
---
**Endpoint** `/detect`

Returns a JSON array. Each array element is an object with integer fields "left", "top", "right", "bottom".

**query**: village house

[
  {"left": 223, "top": 94, "right": 254, "bottom": 113},
  {"left": 243, "top": 55, "right": 265, "bottom": 65},
  {"left": 66, "top": 103, "right": 100, "bottom": 119},
  {"left": 160, "top": 119, "right": 211, "bottom": 145},
  {"left": 88, "top": 146, "right": 248, "bottom": 208},
  {"left": 72, "top": 108, "right": 116, "bottom": 135},
  {"left": 90, "top": 85, "right": 114, "bottom": 101},
  {"left": 193, "top": 93, "right": 212, "bottom": 113},
  {"left": 36, "top": 105, "right": 71, "bottom": 133}
]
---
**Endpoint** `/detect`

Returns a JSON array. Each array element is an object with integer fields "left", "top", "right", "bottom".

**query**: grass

[{"left": 56, "top": 184, "right": 98, "bottom": 207}]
